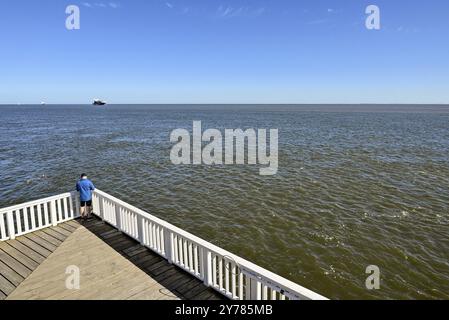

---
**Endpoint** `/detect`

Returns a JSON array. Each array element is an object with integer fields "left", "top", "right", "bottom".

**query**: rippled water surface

[{"left": 1, "top": 104, "right": 448, "bottom": 299}]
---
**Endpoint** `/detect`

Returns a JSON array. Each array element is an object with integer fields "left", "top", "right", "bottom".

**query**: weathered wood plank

[
  {"left": 104, "top": 232, "right": 130, "bottom": 243},
  {"left": 206, "top": 292, "right": 223, "bottom": 300},
  {"left": 192, "top": 288, "right": 221, "bottom": 300},
  {"left": 43, "top": 227, "right": 71, "bottom": 241},
  {"left": 33, "top": 230, "right": 63, "bottom": 246},
  {"left": 123, "top": 244, "right": 146, "bottom": 256},
  {"left": 65, "top": 220, "right": 81, "bottom": 229},
  {"left": 40, "top": 228, "right": 66, "bottom": 242},
  {"left": 81, "top": 221, "right": 108, "bottom": 232},
  {"left": 109, "top": 239, "right": 137, "bottom": 252},
  {"left": 183, "top": 281, "right": 215, "bottom": 300},
  {"left": 0, "top": 243, "right": 39, "bottom": 270},
  {"left": 153, "top": 265, "right": 179, "bottom": 282},
  {"left": 57, "top": 222, "right": 78, "bottom": 233},
  {"left": 99, "top": 229, "right": 120, "bottom": 239},
  {"left": 23, "top": 233, "right": 57, "bottom": 252},
  {"left": 130, "top": 253, "right": 163, "bottom": 268},
  {"left": 0, "top": 274, "right": 15, "bottom": 296},
  {"left": 16, "top": 236, "right": 52, "bottom": 257},
  {"left": 149, "top": 262, "right": 176, "bottom": 277},
  {"left": 175, "top": 278, "right": 204, "bottom": 297},
  {"left": 163, "top": 272, "right": 197, "bottom": 291},
  {"left": 48, "top": 225, "right": 72, "bottom": 238},
  {"left": 145, "top": 260, "right": 169, "bottom": 274},
  {"left": 5, "top": 239, "right": 46, "bottom": 263},
  {"left": 0, "top": 259, "right": 24, "bottom": 286},
  {"left": 84, "top": 219, "right": 104, "bottom": 227},
  {"left": 126, "top": 247, "right": 151, "bottom": 258},
  {"left": 0, "top": 248, "right": 32, "bottom": 278}
]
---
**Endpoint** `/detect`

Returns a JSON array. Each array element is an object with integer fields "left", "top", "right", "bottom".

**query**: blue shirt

[{"left": 76, "top": 178, "right": 95, "bottom": 201}]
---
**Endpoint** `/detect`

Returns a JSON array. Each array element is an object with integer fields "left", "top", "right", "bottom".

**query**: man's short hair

[{"left": 80, "top": 173, "right": 87, "bottom": 179}]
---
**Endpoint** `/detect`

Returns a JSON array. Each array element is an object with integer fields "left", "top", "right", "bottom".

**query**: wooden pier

[
  {"left": 0, "top": 189, "right": 327, "bottom": 300},
  {"left": 0, "top": 217, "right": 222, "bottom": 300}
]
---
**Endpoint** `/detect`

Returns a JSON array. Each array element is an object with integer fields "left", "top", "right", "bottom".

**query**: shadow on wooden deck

[
  {"left": 79, "top": 216, "right": 223, "bottom": 300},
  {"left": 0, "top": 217, "right": 223, "bottom": 300}
]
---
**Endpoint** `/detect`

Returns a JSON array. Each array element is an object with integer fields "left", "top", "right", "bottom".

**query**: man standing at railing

[{"left": 76, "top": 173, "right": 95, "bottom": 221}]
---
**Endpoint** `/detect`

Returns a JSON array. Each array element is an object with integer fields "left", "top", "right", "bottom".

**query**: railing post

[
  {"left": 136, "top": 214, "right": 144, "bottom": 244},
  {"left": 164, "top": 229, "right": 173, "bottom": 264},
  {"left": 6, "top": 211, "right": 15, "bottom": 240},
  {"left": 250, "top": 277, "right": 262, "bottom": 300},
  {"left": 98, "top": 196, "right": 104, "bottom": 221},
  {"left": 72, "top": 192, "right": 80, "bottom": 218},
  {"left": 202, "top": 248, "right": 212, "bottom": 286},
  {"left": 50, "top": 200, "right": 58, "bottom": 226},
  {"left": 115, "top": 203, "right": 122, "bottom": 231}
]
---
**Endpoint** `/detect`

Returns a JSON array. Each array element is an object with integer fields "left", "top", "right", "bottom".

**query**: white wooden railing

[
  {"left": 0, "top": 189, "right": 328, "bottom": 300},
  {"left": 0, "top": 192, "right": 78, "bottom": 241},
  {"left": 91, "top": 189, "right": 327, "bottom": 300}
]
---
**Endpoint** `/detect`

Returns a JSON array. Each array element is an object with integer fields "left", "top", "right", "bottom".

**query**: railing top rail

[
  {"left": 0, "top": 192, "right": 74, "bottom": 214},
  {"left": 94, "top": 188, "right": 328, "bottom": 300}
]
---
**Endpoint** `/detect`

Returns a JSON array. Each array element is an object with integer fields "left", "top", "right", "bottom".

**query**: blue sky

[{"left": 0, "top": 0, "right": 448, "bottom": 104}]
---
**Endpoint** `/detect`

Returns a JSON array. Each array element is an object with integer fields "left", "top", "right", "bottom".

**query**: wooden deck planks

[
  {"left": 65, "top": 220, "right": 81, "bottom": 229},
  {"left": 49, "top": 225, "right": 73, "bottom": 237},
  {"left": 1, "top": 217, "right": 224, "bottom": 300},
  {"left": 6, "top": 224, "right": 179, "bottom": 300},
  {"left": 0, "top": 220, "right": 79, "bottom": 299},
  {"left": 32, "top": 230, "right": 63, "bottom": 247},
  {"left": 0, "top": 259, "right": 24, "bottom": 286},
  {"left": 57, "top": 223, "right": 78, "bottom": 233},
  {"left": 15, "top": 236, "right": 52, "bottom": 258},
  {"left": 0, "top": 274, "right": 16, "bottom": 296},
  {"left": 80, "top": 217, "right": 224, "bottom": 300},
  {"left": 39, "top": 228, "right": 66, "bottom": 242},
  {"left": 3, "top": 240, "right": 46, "bottom": 264},
  {"left": 0, "top": 244, "right": 39, "bottom": 270},
  {"left": 0, "top": 248, "right": 32, "bottom": 278},
  {"left": 22, "top": 233, "right": 57, "bottom": 252}
]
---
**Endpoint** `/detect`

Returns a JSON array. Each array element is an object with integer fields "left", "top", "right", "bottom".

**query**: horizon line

[{"left": 2, "top": 103, "right": 449, "bottom": 106}]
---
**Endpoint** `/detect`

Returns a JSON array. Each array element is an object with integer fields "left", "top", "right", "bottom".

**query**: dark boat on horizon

[{"left": 93, "top": 99, "right": 106, "bottom": 106}]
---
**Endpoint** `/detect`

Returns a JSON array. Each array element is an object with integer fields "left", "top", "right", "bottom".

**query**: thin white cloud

[
  {"left": 217, "top": 6, "right": 265, "bottom": 18},
  {"left": 219, "top": 6, "right": 233, "bottom": 17},
  {"left": 81, "top": 2, "right": 120, "bottom": 9},
  {"left": 396, "top": 26, "right": 421, "bottom": 33},
  {"left": 166, "top": 2, "right": 173, "bottom": 9},
  {"left": 327, "top": 8, "right": 343, "bottom": 14}
]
